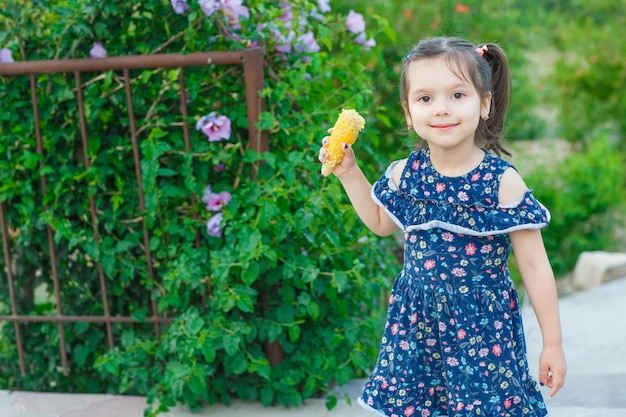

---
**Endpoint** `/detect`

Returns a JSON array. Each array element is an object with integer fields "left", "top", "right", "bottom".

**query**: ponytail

[{"left": 476, "top": 43, "right": 512, "bottom": 156}]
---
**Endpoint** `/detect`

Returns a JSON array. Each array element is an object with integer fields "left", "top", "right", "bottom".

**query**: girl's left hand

[{"left": 539, "top": 344, "right": 567, "bottom": 398}]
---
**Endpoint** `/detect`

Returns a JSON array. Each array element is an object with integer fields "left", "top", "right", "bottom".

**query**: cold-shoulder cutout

[
  {"left": 498, "top": 166, "right": 530, "bottom": 207},
  {"left": 390, "top": 158, "right": 408, "bottom": 189}
]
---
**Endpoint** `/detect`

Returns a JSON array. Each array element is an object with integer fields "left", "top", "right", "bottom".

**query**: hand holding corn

[{"left": 320, "top": 109, "right": 365, "bottom": 177}]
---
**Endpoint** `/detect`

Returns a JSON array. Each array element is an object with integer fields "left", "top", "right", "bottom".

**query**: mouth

[{"left": 430, "top": 123, "right": 458, "bottom": 131}]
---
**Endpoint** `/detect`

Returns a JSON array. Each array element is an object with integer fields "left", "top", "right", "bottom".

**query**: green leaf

[
  {"left": 236, "top": 295, "right": 254, "bottom": 313},
  {"left": 257, "top": 111, "right": 276, "bottom": 130},
  {"left": 325, "top": 395, "right": 337, "bottom": 410},
  {"left": 238, "top": 228, "right": 262, "bottom": 257},
  {"left": 248, "top": 357, "right": 271, "bottom": 381},
  {"left": 331, "top": 270, "right": 349, "bottom": 292},
  {"left": 307, "top": 301, "right": 320, "bottom": 321},
  {"left": 303, "top": 376, "right": 317, "bottom": 397},
  {"left": 99, "top": 356, "right": 119, "bottom": 376},
  {"left": 158, "top": 167, "right": 178, "bottom": 177},
  {"left": 72, "top": 344, "right": 90, "bottom": 367},
  {"left": 302, "top": 266, "right": 320, "bottom": 283},
  {"left": 241, "top": 261, "right": 259, "bottom": 286},
  {"left": 115, "top": 239, "right": 135, "bottom": 253},
  {"left": 225, "top": 351, "right": 248, "bottom": 375},
  {"left": 201, "top": 341, "right": 216, "bottom": 364},
  {"left": 187, "top": 366, "right": 207, "bottom": 395},
  {"left": 223, "top": 334, "right": 240, "bottom": 356},
  {"left": 121, "top": 330, "right": 135, "bottom": 348},
  {"left": 131, "top": 307, "right": 148, "bottom": 322},
  {"left": 185, "top": 315, "right": 204, "bottom": 336},
  {"left": 276, "top": 305, "right": 294, "bottom": 323},
  {"left": 288, "top": 325, "right": 301, "bottom": 342},
  {"left": 101, "top": 255, "right": 115, "bottom": 277},
  {"left": 279, "top": 284, "right": 296, "bottom": 302},
  {"left": 335, "top": 366, "right": 353, "bottom": 386},
  {"left": 260, "top": 387, "right": 274, "bottom": 406}
]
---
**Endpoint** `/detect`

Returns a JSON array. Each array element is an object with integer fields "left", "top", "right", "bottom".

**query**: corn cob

[{"left": 321, "top": 109, "right": 366, "bottom": 177}]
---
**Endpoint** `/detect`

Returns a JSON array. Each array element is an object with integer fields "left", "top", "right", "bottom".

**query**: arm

[
  {"left": 501, "top": 168, "right": 567, "bottom": 397},
  {"left": 319, "top": 140, "right": 399, "bottom": 236},
  {"left": 510, "top": 229, "right": 566, "bottom": 397}
]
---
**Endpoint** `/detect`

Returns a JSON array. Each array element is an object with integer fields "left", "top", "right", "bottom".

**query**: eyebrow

[{"left": 411, "top": 83, "right": 471, "bottom": 95}]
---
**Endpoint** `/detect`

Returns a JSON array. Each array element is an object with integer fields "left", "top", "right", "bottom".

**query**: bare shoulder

[
  {"left": 390, "top": 158, "right": 408, "bottom": 188},
  {"left": 498, "top": 167, "right": 529, "bottom": 206}
]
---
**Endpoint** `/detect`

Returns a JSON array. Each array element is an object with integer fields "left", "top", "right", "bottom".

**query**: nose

[{"left": 433, "top": 99, "right": 450, "bottom": 116}]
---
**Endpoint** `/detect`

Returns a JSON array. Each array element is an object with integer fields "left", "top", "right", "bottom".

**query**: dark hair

[{"left": 400, "top": 37, "right": 512, "bottom": 156}]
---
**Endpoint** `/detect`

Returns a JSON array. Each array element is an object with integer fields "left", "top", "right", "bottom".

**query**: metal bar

[
  {"left": 74, "top": 71, "right": 115, "bottom": 350},
  {"left": 0, "top": 315, "right": 173, "bottom": 324},
  {"left": 30, "top": 73, "right": 69, "bottom": 376},
  {"left": 242, "top": 48, "right": 269, "bottom": 178},
  {"left": 123, "top": 69, "right": 160, "bottom": 338},
  {"left": 0, "top": 203, "right": 26, "bottom": 375},
  {"left": 0, "top": 50, "right": 254, "bottom": 76},
  {"left": 177, "top": 69, "right": 201, "bottom": 248}
]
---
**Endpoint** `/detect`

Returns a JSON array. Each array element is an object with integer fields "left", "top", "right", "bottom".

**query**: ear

[
  {"left": 402, "top": 101, "right": 413, "bottom": 128},
  {"left": 481, "top": 91, "right": 492, "bottom": 120}
]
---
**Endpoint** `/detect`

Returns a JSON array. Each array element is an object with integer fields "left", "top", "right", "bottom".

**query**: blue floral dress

[{"left": 359, "top": 148, "right": 550, "bottom": 417}]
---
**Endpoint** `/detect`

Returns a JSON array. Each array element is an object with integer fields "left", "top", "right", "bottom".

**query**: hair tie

[{"left": 475, "top": 45, "right": 488, "bottom": 57}]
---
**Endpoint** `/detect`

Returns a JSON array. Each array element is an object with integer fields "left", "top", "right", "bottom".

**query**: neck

[{"left": 428, "top": 144, "right": 484, "bottom": 177}]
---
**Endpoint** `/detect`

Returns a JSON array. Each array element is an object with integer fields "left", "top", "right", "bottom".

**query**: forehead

[{"left": 406, "top": 56, "right": 473, "bottom": 90}]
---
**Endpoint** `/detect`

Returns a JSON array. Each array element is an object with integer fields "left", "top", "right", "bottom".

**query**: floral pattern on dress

[{"left": 359, "top": 148, "right": 549, "bottom": 417}]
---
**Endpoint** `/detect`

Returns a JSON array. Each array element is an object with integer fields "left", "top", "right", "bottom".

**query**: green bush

[
  {"left": 0, "top": 0, "right": 399, "bottom": 413},
  {"left": 547, "top": 0, "right": 626, "bottom": 145},
  {"left": 525, "top": 135, "right": 625, "bottom": 277}
]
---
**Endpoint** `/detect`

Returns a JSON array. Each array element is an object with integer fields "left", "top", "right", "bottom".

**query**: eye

[
  {"left": 452, "top": 92, "right": 465, "bottom": 100},
  {"left": 417, "top": 96, "right": 432, "bottom": 103}
]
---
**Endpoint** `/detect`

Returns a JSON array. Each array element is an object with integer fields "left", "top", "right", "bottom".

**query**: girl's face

[{"left": 403, "top": 56, "right": 491, "bottom": 152}]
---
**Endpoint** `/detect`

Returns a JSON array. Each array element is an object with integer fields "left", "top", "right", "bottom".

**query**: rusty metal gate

[{"left": 0, "top": 48, "right": 268, "bottom": 376}]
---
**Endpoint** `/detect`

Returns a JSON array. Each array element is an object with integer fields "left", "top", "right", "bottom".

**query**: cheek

[{"left": 408, "top": 104, "right": 427, "bottom": 119}]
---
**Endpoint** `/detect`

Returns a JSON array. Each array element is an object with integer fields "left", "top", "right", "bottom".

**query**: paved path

[{"left": 2, "top": 277, "right": 626, "bottom": 417}]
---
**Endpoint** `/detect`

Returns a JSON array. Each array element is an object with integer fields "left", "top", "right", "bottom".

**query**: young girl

[{"left": 318, "top": 37, "right": 566, "bottom": 417}]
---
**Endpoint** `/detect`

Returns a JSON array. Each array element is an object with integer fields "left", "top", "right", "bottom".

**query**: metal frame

[{"left": 0, "top": 48, "right": 268, "bottom": 376}]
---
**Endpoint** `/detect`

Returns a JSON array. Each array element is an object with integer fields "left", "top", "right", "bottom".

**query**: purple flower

[
  {"left": 202, "top": 184, "right": 232, "bottom": 212},
  {"left": 196, "top": 112, "right": 232, "bottom": 142},
  {"left": 206, "top": 213, "right": 223, "bottom": 237},
  {"left": 355, "top": 32, "right": 377, "bottom": 50},
  {"left": 278, "top": 3, "right": 294, "bottom": 29},
  {"left": 295, "top": 32, "right": 320, "bottom": 54},
  {"left": 222, "top": 0, "right": 250, "bottom": 29},
  {"left": 199, "top": 0, "right": 220, "bottom": 16},
  {"left": 202, "top": 185, "right": 213, "bottom": 202},
  {"left": 274, "top": 30, "right": 296, "bottom": 54},
  {"left": 89, "top": 42, "right": 107, "bottom": 58},
  {"left": 171, "top": 0, "right": 189, "bottom": 14},
  {"left": 205, "top": 191, "right": 232, "bottom": 212},
  {"left": 0, "top": 48, "right": 14, "bottom": 63},
  {"left": 214, "top": 163, "right": 225, "bottom": 172},
  {"left": 345, "top": 10, "right": 366, "bottom": 34},
  {"left": 317, "top": 0, "right": 331, "bottom": 13},
  {"left": 200, "top": 0, "right": 249, "bottom": 28}
]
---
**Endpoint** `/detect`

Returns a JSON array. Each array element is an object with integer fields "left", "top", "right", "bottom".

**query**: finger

[
  {"left": 342, "top": 143, "right": 354, "bottom": 157},
  {"left": 538, "top": 362, "right": 550, "bottom": 388},
  {"left": 322, "top": 137, "right": 329, "bottom": 146},
  {"left": 318, "top": 149, "right": 327, "bottom": 163},
  {"left": 548, "top": 371, "right": 565, "bottom": 398}
]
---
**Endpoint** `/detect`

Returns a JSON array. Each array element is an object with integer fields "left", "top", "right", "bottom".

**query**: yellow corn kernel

[{"left": 321, "top": 109, "right": 366, "bottom": 177}]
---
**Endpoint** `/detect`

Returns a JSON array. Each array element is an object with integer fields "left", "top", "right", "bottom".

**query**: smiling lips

[{"left": 431, "top": 122, "right": 459, "bottom": 131}]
